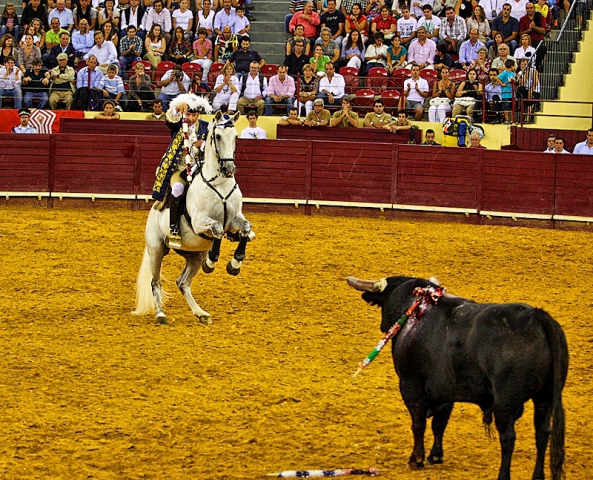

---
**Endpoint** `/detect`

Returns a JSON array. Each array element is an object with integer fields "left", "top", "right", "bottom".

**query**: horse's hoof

[
  {"left": 156, "top": 315, "right": 168, "bottom": 325},
  {"left": 202, "top": 260, "right": 215, "bottom": 274},
  {"left": 226, "top": 261, "right": 241, "bottom": 276},
  {"left": 198, "top": 315, "right": 213, "bottom": 325},
  {"left": 427, "top": 455, "right": 443, "bottom": 465}
]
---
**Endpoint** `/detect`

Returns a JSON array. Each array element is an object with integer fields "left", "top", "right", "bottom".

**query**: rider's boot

[{"left": 168, "top": 195, "right": 183, "bottom": 249}]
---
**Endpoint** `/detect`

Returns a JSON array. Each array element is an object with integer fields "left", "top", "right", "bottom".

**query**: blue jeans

[
  {"left": 24, "top": 91, "right": 49, "bottom": 109},
  {"left": 0, "top": 87, "right": 22, "bottom": 109},
  {"left": 317, "top": 92, "right": 344, "bottom": 107},
  {"left": 264, "top": 96, "right": 294, "bottom": 116},
  {"left": 0, "top": 25, "right": 19, "bottom": 44},
  {"left": 158, "top": 92, "right": 178, "bottom": 111}
]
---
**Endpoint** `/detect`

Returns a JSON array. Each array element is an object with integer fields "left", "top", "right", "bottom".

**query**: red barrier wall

[{"left": 0, "top": 135, "right": 51, "bottom": 192}]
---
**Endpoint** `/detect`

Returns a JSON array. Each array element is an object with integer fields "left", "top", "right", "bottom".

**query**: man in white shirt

[
  {"left": 479, "top": 0, "right": 506, "bottom": 21},
  {"left": 12, "top": 108, "right": 38, "bottom": 133},
  {"left": 157, "top": 64, "right": 191, "bottom": 110},
  {"left": 120, "top": 0, "right": 147, "bottom": 40},
  {"left": 318, "top": 62, "right": 345, "bottom": 105},
  {"left": 551, "top": 137, "right": 570, "bottom": 154},
  {"left": 417, "top": 5, "right": 441, "bottom": 44},
  {"left": 240, "top": 110, "right": 267, "bottom": 139},
  {"left": 84, "top": 30, "right": 119, "bottom": 73},
  {"left": 508, "top": 0, "right": 528, "bottom": 21},
  {"left": 407, "top": 26, "right": 436, "bottom": 69},
  {"left": 397, "top": 6, "right": 418, "bottom": 48},
  {"left": 411, "top": 0, "right": 433, "bottom": 19},
  {"left": 403, "top": 64, "right": 429, "bottom": 120},
  {"left": 72, "top": 19, "right": 94, "bottom": 57},
  {"left": 48, "top": 0, "right": 74, "bottom": 33},
  {"left": 144, "top": 0, "right": 172, "bottom": 43},
  {"left": 214, "top": 0, "right": 237, "bottom": 35},
  {"left": 237, "top": 61, "right": 268, "bottom": 116},
  {"left": 543, "top": 134, "right": 555, "bottom": 153},
  {"left": 573, "top": 129, "right": 593, "bottom": 155},
  {"left": 0, "top": 56, "right": 23, "bottom": 109}
]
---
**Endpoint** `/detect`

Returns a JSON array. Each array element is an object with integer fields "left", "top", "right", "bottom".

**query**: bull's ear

[{"left": 361, "top": 291, "right": 386, "bottom": 307}]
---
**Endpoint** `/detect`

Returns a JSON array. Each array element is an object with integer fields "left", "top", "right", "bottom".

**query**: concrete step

[
  {"left": 255, "top": 0, "right": 291, "bottom": 13},
  {"left": 250, "top": 29, "right": 289, "bottom": 44}
]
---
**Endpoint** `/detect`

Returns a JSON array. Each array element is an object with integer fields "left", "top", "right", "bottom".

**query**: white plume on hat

[{"left": 169, "top": 93, "right": 213, "bottom": 115}]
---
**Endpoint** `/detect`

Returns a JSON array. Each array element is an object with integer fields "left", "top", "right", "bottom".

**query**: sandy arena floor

[{"left": 0, "top": 206, "right": 592, "bottom": 479}]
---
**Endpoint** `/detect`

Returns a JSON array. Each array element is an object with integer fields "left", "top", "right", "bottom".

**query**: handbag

[
  {"left": 430, "top": 97, "right": 451, "bottom": 106},
  {"left": 453, "top": 97, "right": 477, "bottom": 107}
]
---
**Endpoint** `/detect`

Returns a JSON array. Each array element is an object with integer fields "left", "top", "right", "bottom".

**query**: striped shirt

[{"left": 99, "top": 74, "right": 125, "bottom": 95}]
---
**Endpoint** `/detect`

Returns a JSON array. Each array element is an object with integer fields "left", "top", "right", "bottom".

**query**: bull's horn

[
  {"left": 428, "top": 276, "right": 441, "bottom": 286},
  {"left": 347, "top": 276, "right": 387, "bottom": 292}
]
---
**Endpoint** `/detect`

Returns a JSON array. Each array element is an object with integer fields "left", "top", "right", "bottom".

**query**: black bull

[{"left": 349, "top": 276, "right": 568, "bottom": 480}]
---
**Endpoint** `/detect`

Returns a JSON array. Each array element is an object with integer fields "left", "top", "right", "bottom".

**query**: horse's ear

[
  {"left": 233, "top": 111, "right": 241, "bottom": 124},
  {"left": 215, "top": 110, "right": 223, "bottom": 121}
]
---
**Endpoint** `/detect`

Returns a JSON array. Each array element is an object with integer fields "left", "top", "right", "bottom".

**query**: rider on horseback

[{"left": 152, "top": 93, "right": 213, "bottom": 248}]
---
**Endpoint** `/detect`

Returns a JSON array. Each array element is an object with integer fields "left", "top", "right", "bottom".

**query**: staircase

[{"left": 249, "top": 0, "right": 288, "bottom": 66}]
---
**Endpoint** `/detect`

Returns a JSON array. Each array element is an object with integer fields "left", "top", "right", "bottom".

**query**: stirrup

[{"left": 168, "top": 232, "right": 182, "bottom": 249}]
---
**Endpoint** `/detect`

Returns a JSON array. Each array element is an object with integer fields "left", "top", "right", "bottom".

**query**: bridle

[{"left": 205, "top": 116, "right": 236, "bottom": 182}]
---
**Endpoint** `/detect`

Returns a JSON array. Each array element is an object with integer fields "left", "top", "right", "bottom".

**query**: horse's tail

[
  {"left": 535, "top": 309, "right": 569, "bottom": 480},
  {"left": 133, "top": 247, "right": 156, "bottom": 315}
]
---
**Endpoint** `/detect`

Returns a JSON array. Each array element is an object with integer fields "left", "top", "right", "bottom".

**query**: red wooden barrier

[
  {"left": 60, "top": 117, "right": 171, "bottom": 137},
  {"left": 509, "top": 126, "right": 588, "bottom": 152},
  {"left": 555, "top": 153, "right": 593, "bottom": 217},
  {"left": 138, "top": 136, "right": 170, "bottom": 196},
  {"left": 276, "top": 124, "right": 422, "bottom": 145},
  {"left": 0, "top": 134, "right": 51, "bottom": 193}
]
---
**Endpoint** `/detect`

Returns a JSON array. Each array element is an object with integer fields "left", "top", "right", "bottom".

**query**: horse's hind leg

[
  {"left": 149, "top": 246, "right": 168, "bottom": 324},
  {"left": 177, "top": 252, "right": 212, "bottom": 324},
  {"left": 226, "top": 216, "right": 255, "bottom": 276}
]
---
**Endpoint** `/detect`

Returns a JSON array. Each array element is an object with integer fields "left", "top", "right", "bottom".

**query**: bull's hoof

[
  {"left": 202, "top": 259, "right": 215, "bottom": 274},
  {"left": 156, "top": 314, "right": 168, "bottom": 325},
  {"left": 408, "top": 457, "right": 425, "bottom": 470},
  {"left": 427, "top": 455, "right": 443, "bottom": 465},
  {"left": 198, "top": 315, "right": 213, "bottom": 325},
  {"left": 226, "top": 261, "right": 241, "bottom": 276}
]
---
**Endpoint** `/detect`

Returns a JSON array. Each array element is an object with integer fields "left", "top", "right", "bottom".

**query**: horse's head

[{"left": 208, "top": 110, "right": 241, "bottom": 178}]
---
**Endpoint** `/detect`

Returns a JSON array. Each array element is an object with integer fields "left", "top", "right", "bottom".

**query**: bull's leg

[
  {"left": 149, "top": 245, "right": 168, "bottom": 324},
  {"left": 493, "top": 405, "right": 523, "bottom": 480},
  {"left": 427, "top": 403, "right": 454, "bottom": 465},
  {"left": 401, "top": 383, "right": 428, "bottom": 469},
  {"left": 176, "top": 251, "right": 212, "bottom": 324},
  {"left": 202, "top": 237, "right": 222, "bottom": 274},
  {"left": 226, "top": 216, "right": 255, "bottom": 276},
  {"left": 532, "top": 398, "right": 553, "bottom": 480}
]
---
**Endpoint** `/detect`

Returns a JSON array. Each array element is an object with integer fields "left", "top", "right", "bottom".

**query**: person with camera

[{"left": 157, "top": 63, "right": 190, "bottom": 110}]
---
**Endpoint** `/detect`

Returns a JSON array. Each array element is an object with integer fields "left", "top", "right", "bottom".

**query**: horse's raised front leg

[
  {"left": 226, "top": 215, "right": 255, "bottom": 276},
  {"left": 191, "top": 215, "right": 224, "bottom": 274},
  {"left": 176, "top": 251, "right": 212, "bottom": 324}
]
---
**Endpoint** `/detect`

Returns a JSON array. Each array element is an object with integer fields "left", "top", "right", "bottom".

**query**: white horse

[{"left": 134, "top": 110, "right": 254, "bottom": 325}]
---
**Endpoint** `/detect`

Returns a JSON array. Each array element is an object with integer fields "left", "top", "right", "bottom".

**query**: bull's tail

[
  {"left": 535, "top": 309, "right": 569, "bottom": 480},
  {"left": 133, "top": 247, "right": 157, "bottom": 315}
]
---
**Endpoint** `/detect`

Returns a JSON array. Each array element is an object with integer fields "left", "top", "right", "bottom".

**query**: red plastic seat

[
  {"left": 182, "top": 62, "right": 203, "bottom": 82},
  {"left": 156, "top": 60, "right": 176, "bottom": 72},
  {"left": 339, "top": 66, "right": 360, "bottom": 94},
  {"left": 420, "top": 69, "right": 438, "bottom": 89},
  {"left": 351, "top": 88, "right": 376, "bottom": 114},
  {"left": 365, "top": 67, "right": 389, "bottom": 94},
  {"left": 449, "top": 69, "right": 467, "bottom": 83},
  {"left": 208, "top": 62, "right": 225, "bottom": 88},
  {"left": 389, "top": 68, "right": 411, "bottom": 91},
  {"left": 380, "top": 90, "right": 402, "bottom": 114},
  {"left": 260, "top": 63, "right": 279, "bottom": 80}
]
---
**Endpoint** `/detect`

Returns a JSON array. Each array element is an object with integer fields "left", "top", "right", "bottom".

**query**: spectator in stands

[
  {"left": 18, "top": 34, "right": 42, "bottom": 73},
  {"left": 157, "top": 64, "right": 190, "bottom": 110},
  {"left": 232, "top": 5, "right": 250, "bottom": 37},
  {"left": 74, "top": 55, "right": 103, "bottom": 109},
  {"left": 498, "top": 58, "right": 515, "bottom": 123},
  {"left": 365, "top": 31, "right": 388, "bottom": 72},
  {"left": 467, "top": 5, "right": 491, "bottom": 43},
  {"left": 339, "top": 28, "right": 364, "bottom": 69},
  {"left": 321, "top": 0, "right": 345, "bottom": 47},
  {"left": 144, "top": 24, "right": 166, "bottom": 70},
  {"left": 22, "top": 20, "right": 44, "bottom": 49},
  {"left": 386, "top": 33, "right": 407, "bottom": 72},
  {"left": 330, "top": 95, "right": 358, "bottom": 126},
  {"left": 407, "top": 26, "right": 436, "bottom": 70},
  {"left": 289, "top": 1, "right": 321, "bottom": 42},
  {"left": 73, "top": 0, "right": 98, "bottom": 32},
  {"left": 514, "top": 33, "right": 536, "bottom": 63},
  {"left": 516, "top": 56, "right": 538, "bottom": 122},
  {"left": 279, "top": 106, "right": 305, "bottom": 125},
  {"left": 172, "top": 0, "right": 193, "bottom": 40},
  {"left": 452, "top": 68, "right": 482, "bottom": 117},
  {"left": 433, "top": 42, "right": 453, "bottom": 71},
  {"left": 480, "top": 0, "right": 506, "bottom": 22},
  {"left": 227, "top": 36, "right": 264, "bottom": 77},
  {"left": 265, "top": 64, "right": 295, "bottom": 116},
  {"left": 128, "top": 61, "right": 153, "bottom": 111},
  {"left": 363, "top": 98, "right": 391, "bottom": 128},
  {"left": 191, "top": 27, "right": 213, "bottom": 81},
  {"left": 417, "top": 5, "right": 440, "bottom": 45},
  {"left": 101, "top": 21, "right": 120, "bottom": 51},
  {"left": 492, "top": 42, "right": 516, "bottom": 72},
  {"left": 469, "top": 131, "right": 486, "bottom": 148},
  {"left": 144, "top": 0, "right": 172, "bottom": 44},
  {"left": 97, "top": 0, "right": 121, "bottom": 34},
  {"left": 49, "top": 0, "right": 74, "bottom": 33},
  {"left": 72, "top": 19, "right": 95, "bottom": 59},
  {"left": 169, "top": 26, "right": 192, "bottom": 65},
  {"left": 22, "top": 58, "right": 49, "bottom": 108},
  {"left": 344, "top": 3, "right": 368, "bottom": 46},
  {"left": 341, "top": 0, "right": 369, "bottom": 17},
  {"left": 574, "top": 0, "right": 587, "bottom": 31},
  {"left": 0, "top": 56, "right": 22, "bottom": 108},
  {"left": 212, "top": 61, "right": 240, "bottom": 112},
  {"left": 422, "top": 128, "right": 440, "bottom": 145},
  {"left": 490, "top": 3, "right": 519, "bottom": 53},
  {"left": 12, "top": 108, "right": 38, "bottom": 133},
  {"left": 304, "top": 97, "right": 330, "bottom": 126},
  {"left": 487, "top": 31, "right": 503, "bottom": 59},
  {"left": 366, "top": 0, "right": 383, "bottom": 22},
  {"left": 295, "top": 62, "right": 318, "bottom": 115},
  {"left": 384, "top": 109, "right": 413, "bottom": 133},
  {"left": 196, "top": 0, "right": 215, "bottom": 38},
  {"left": 94, "top": 98, "right": 120, "bottom": 118},
  {"left": 428, "top": 65, "right": 455, "bottom": 122},
  {"left": 396, "top": 6, "right": 417, "bottom": 48},
  {"left": 21, "top": 0, "right": 47, "bottom": 35},
  {"left": 214, "top": 25, "right": 239, "bottom": 63},
  {"left": 286, "top": 24, "right": 311, "bottom": 56},
  {"left": 84, "top": 30, "right": 119, "bottom": 74},
  {"left": 309, "top": 43, "right": 331, "bottom": 74},
  {"left": 317, "top": 61, "right": 345, "bottom": 104},
  {"left": 45, "top": 31, "right": 75, "bottom": 69},
  {"left": 552, "top": 137, "right": 570, "bottom": 154},
  {"left": 0, "top": 2, "right": 20, "bottom": 44},
  {"left": 45, "top": 18, "right": 66, "bottom": 54},
  {"left": 572, "top": 129, "right": 593, "bottom": 155},
  {"left": 121, "top": 0, "right": 147, "bottom": 40},
  {"left": 240, "top": 109, "right": 267, "bottom": 138},
  {"left": 214, "top": 0, "right": 237, "bottom": 36},
  {"left": 371, "top": 6, "right": 396, "bottom": 45},
  {"left": 459, "top": 28, "right": 486, "bottom": 70},
  {"left": 315, "top": 27, "right": 340, "bottom": 63},
  {"left": 286, "top": 0, "right": 309, "bottom": 34},
  {"left": 508, "top": 0, "right": 528, "bottom": 20},
  {"left": 237, "top": 61, "right": 267, "bottom": 115},
  {"left": 99, "top": 63, "right": 127, "bottom": 110},
  {"left": 146, "top": 98, "right": 165, "bottom": 120},
  {"left": 403, "top": 64, "right": 429, "bottom": 120},
  {"left": 438, "top": 7, "right": 467, "bottom": 54},
  {"left": 119, "top": 25, "right": 143, "bottom": 76},
  {"left": 468, "top": 46, "right": 491, "bottom": 82},
  {"left": 518, "top": 1, "right": 545, "bottom": 67},
  {"left": 47, "top": 52, "right": 75, "bottom": 109},
  {"left": 484, "top": 67, "right": 503, "bottom": 123},
  {"left": 543, "top": 133, "right": 555, "bottom": 152},
  {"left": 284, "top": 38, "right": 310, "bottom": 76}
]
